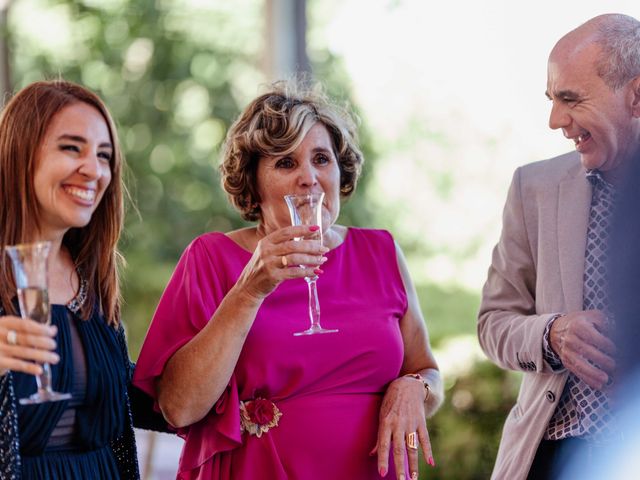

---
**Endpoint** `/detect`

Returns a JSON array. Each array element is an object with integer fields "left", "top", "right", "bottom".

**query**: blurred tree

[
  {"left": 424, "top": 361, "right": 520, "bottom": 479},
  {"left": 8, "top": 0, "right": 263, "bottom": 352},
  {"left": 417, "top": 284, "right": 480, "bottom": 346},
  {"left": 6, "top": 0, "right": 378, "bottom": 354}
]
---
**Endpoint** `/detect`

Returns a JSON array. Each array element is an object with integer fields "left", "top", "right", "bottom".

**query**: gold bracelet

[{"left": 403, "top": 373, "right": 431, "bottom": 402}]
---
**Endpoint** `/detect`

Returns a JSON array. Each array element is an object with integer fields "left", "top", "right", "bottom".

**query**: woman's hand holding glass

[
  {"left": 236, "top": 225, "right": 328, "bottom": 301},
  {"left": 4, "top": 241, "right": 71, "bottom": 403},
  {"left": 0, "top": 314, "right": 59, "bottom": 377},
  {"left": 374, "top": 376, "right": 433, "bottom": 480}
]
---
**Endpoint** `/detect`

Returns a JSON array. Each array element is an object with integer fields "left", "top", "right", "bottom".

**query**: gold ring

[
  {"left": 406, "top": 431, "right": 418, "bottom": 450},
  {"left": 6, "top": 330, "right": 17, "bottom": 346},
  {"left": 281, "top": 255, "right": 288, "bottom": 267}
]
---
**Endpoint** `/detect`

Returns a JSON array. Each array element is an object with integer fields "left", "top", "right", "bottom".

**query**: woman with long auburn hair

[{"left": 0, "top": 80, "right": 163, "bottom": 479}]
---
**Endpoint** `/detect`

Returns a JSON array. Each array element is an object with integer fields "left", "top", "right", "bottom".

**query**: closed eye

[
  {"left": 562, "top": 96, "right": 579, "bottom": 104},
  {"left": 60, "top": 144, "right": 81, "bottom": 153}
]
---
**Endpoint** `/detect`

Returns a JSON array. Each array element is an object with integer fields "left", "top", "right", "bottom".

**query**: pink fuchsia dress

[{"left": 133, "top": 228, "right": 408, "bottom": 479}]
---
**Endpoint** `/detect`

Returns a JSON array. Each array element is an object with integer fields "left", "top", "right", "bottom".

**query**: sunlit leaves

[
  {"left": 149, "top": 144, "right": 175, "bottom": 174},
  {"left": 173, "top": 81, "right": 210, "bottom": 128},
  {"left": 123, "top": 37, "right": 154, "bottom": 80},
  {"left": 7, "top": 0, "right": 263, "bottom": 354}
]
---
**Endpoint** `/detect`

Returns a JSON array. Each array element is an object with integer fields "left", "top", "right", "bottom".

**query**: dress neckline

[
  {"left": 220, "top": 227, "right": 351, "bottom": 257},
  {"left": 52, "top": 275, "right": 88, "bottom": 313}
]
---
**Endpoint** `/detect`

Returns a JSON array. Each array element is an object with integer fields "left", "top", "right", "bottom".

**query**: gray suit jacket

[{"left": 478, "top": 151, "right": 591, "bottom": 480}]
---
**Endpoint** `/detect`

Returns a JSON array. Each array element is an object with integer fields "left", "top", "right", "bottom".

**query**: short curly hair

[{"left": 220, "top": 80, "right": 364, "bottom": 221}]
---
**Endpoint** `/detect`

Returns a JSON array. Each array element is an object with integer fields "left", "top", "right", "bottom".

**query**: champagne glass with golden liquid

[{"left": 5, "top": 241, "right": 72, "bottom": 404}]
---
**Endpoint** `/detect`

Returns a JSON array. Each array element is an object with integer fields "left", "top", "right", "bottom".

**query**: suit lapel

[{"left": 557, "top": 169, "right": 592, "bottom": 312}]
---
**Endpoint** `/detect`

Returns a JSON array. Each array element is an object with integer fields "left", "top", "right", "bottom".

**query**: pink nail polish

[
  {"left": 428, "top": 456, "right": 436, "bottom": 467},
  {"left": 379, "top": 467, "right": 387, "bottom": 477},
  {"left": 309, "top": 225, "right": 320, "bottom": 231},
  {"left": 314, "top": 268, "right": 324, "bottom": 275}
]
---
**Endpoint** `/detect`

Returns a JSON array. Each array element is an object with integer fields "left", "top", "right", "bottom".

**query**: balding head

[
  {"left": 546, "top": 14, "right": 640, "bottom": 180},
  {"left": 551, "top": 14, "right": 640, "bottom": 90}
]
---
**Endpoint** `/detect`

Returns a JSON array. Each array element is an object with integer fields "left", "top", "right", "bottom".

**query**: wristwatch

[{"left": 403, "top": 373, "right": 431, "bottom": 402}]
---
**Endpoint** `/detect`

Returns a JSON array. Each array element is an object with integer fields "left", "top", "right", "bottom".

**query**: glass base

[
  {"left": 19, "top": 389, "right": 72, "bottom": 405},
  {"left": 293, "top": 326, "right": 339, "bottom": 336}
]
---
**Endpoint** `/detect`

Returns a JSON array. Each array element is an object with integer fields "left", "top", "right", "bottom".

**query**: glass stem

[
  {"left": 37, "top": 363, "right": 52, "bottom": 393},
  {"left": 306, "top": 277, "right": 321, "bottom": 329}
]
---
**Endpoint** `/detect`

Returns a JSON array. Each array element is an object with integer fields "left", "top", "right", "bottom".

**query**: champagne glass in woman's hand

[
  {"left": 284, "top": 192, "right": 338, "bottom": 336},
  {"left": 5, "top": 242, "right": 71, "bottom": 404}
]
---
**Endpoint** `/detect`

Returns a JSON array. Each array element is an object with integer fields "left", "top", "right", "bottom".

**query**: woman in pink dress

[{"left": 133, "top": 81, "right": 443, "bottom": 480}]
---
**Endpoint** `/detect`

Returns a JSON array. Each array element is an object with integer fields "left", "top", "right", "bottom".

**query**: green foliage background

[{"left": 6, "top": 1, "right": 518, "bottom": 478}]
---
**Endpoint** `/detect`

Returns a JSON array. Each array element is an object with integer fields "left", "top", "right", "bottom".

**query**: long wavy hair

[{"left": 0, "top": 80, "right": 125, "bottom": 325}]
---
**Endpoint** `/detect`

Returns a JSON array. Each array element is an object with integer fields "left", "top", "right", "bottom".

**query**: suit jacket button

[{"left": 546, "top": 391, "right": 556, "bottom": 402}]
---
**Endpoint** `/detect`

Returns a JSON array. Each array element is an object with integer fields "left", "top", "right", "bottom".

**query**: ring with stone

[{"left": 6, "top": 329, "right": 17, "bottom": 346}]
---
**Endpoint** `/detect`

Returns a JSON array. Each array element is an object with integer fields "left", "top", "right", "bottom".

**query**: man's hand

[{"left": 550, "top": 310, "right": 615, "bottom": 390}]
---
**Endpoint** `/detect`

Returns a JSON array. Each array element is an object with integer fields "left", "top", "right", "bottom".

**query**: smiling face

[
  {"left": 33, "top": 102, "right": 113, "bottom": 240},
  {"left": 256, "top": 122, "right": 341, "bottom": 235},
  {"left": 546, "top": 36, "right": 640, "bottom": 175}
]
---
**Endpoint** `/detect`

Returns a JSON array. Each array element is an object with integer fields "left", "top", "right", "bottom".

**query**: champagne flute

[
  {"left": 5, "top": 241, "right": 72, "bottom": 404},
  {"left": 284, "top": 192, "right": 338, "bottom": 336}
]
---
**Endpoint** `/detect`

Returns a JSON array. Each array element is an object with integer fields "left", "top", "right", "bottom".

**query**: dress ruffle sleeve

[
  {"left": 175, "top": 376, "right": 242, "bottom": 478},
  {"left": 132, "top": 235, "right": 243, "bottom": 478}
]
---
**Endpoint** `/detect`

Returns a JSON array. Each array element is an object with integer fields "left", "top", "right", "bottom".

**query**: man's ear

[{"left": 630, "top": 75, "right": 640, "bottom": 118}]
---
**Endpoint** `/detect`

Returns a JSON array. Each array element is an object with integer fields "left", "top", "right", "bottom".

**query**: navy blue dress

[{"left": 13, "top": 303, "right": 128, "bottom": 479}]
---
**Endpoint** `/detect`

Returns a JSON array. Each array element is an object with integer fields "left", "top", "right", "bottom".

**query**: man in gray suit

[{"left": 478, "top": 13, "right": 640, "bottom": 480}]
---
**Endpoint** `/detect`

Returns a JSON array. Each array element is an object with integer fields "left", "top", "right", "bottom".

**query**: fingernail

[
  {"left": 314, "top": 268, "right": 324, "bottom": 275},
  {"left": 428, "top": 456, "right": 435, "bottom": 467},
  {"left": 411, "top": 473, "right": 418, "bottom": 480},
  {"left": 51, "top": 354, "right": 60, "bottom": 363},
  {"left": 49, "top": 326, "right": 57, "bottom": 335},
  {"left": 319, "top": 256, "right": 328, "bottom": 263},
  {"left": 309, "top": 225, "right": 320, "bottom": 231},
  {"left": 320, "top": 246, "right": 330, "bottom": 253},
  {"left": 379, "top": 467, "right": 387, "bottom": 477}
]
